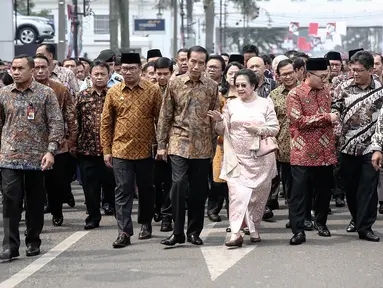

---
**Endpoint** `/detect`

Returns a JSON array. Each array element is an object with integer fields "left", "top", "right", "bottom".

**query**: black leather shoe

[
  {"left": 314, "top": 223, "right": 331, "bottom": 237},
  {"left": 379, "top": 203, "right": 383, "bottom": 215},
  {"left": 0, "top": 249, "right": 19, "bottom": 261},
  {"left": 26, "top": 245, "right": 40, "bottom": 257},
  {"left": 138, "top": 224, "right": 152, "bottom": 240},
  {"left": 290, "top": 232, "right": 306, "bottom": 245},
  {"left": 102, "top": 203, "right": 114, "bottom": 216},
  {"left": 154, "top": 213, "right": 163, "bottom": 223},
  {"left": 359, "top": 231, "right": 380, "bottom": 242},
  {"left": 335, "top": 197, "right": 345, "bottom": 207},
  {"left": 160, "top": 220, "right": 173, "bottom": 232},
  {"left": 187, "top": 234, "right": 203, "bottom": 245},
  {"left": 346, "top": 220, "right": 356, "bottom": 232},
  {"left": 226, "top": 227, "right": 231, "bottom": 233},
  {"left": 285, "top": 220, "right": 291, "bottom": 229},
  {"left": 161, "top": 234, "right": 186, "bottom": 246},
  {"left": 267, "top": 200, "right": 279, "bottom": 210},
  {"left": 242, "top": 227, "right": 250, "bottom": 235},
  {"left": 208, "top": 214, "right": 222, "bottom": 222},
  {"left": 84, "top": 222, "right": 99, "bottom": 230},
  {"left": 328, "top": 207, "right": 333, "bottom": 215},
  {"left": 67, "top": 195, "right": 75, "bottom": 208},
  {"left": 304, "top": 220, "right": 314, "bottom": 231},
  {"left": 225, "top": 236, "right": 243, "bottom": 247},
  {"left": 52, "top": 215, "right": 63, "bottom": 227},
  {"left": 262, "top": 206, "right": 274, "bottom": 220},
  {"left": 44, "top": 205, "right": 51, "bottom": 214},
  {"left": 113, "top": 233, "right": 131, "bottom": 248}
]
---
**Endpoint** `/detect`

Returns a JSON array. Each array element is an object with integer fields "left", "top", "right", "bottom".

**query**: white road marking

[
  {"left": 0, "top": 231, "right": 89, "bottom": 288},
  {"left": 200, "top": 225, "right": 256, "bottom": 281}
]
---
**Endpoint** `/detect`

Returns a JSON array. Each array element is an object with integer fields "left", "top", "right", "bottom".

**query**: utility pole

[
  {"left": 224, "top": 0, "right": 227, "bottom": 51},
  {"left": 204, "top": 0, "right": 214, "bottom": 53},
  {"left": 73, "top": 0, "right": 79, "bottom": 58},
  {"left": 27, "top": 0, "right": 30, "bottom": 15},
  {"left": 109, "top": 0, "right": 119, "bottom": 53},
  {"left": 119, "top": 0, "right": 130, "bottom": 51},
  {"left": 186, "top": 0, "right": 193, "bottom": 41},
  {"left": 219, "top": 0, "right": 222, "bottom": 54},
  {"left": 57, "top": 1, "right": 66, "bottom": 61},
  {"left": 180, "top": 0, "right": 185, "bottom": 47},
  {"left": 172, "top": 0, "right": 178, "bottom": 57}
]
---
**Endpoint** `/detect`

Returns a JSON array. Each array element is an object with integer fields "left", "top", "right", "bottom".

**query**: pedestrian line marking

[
  {"left": 200, "top": 225, "right": 256, "bottom": 281},
  {"left": 0, "top": 231, "right": 89, "bottom": 288}
]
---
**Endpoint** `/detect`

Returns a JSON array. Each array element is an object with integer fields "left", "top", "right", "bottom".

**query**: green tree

[{"left": 15, "top": 0, "right": 51, "bottom": 17}]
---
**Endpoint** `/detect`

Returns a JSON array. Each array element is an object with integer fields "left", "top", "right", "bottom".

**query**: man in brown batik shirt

[
  {"left": 157, "top": 46, "right": 220, "bottom": 246},
  {"left": 33, "top": 54, "right": 77, "bottom": 227},
  {"left": 101, "top": 53, "right": 162, "bottom": 248}
]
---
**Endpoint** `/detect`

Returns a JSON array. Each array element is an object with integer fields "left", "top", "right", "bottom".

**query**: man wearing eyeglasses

[
  {"left": 100, "top": 53, "right": 162, "bottom": 248},
  {"left": 286, "top": 58, "right": 338, "bottom": 245},
  {"left": 326, "top": 51, "right": 343, "bottom": 84},
  {"left": 325, "top": 51, "right": 346, "bottom": 209},
  {"left": 332, "top": 50, "right": 382, "bottom": 242}
]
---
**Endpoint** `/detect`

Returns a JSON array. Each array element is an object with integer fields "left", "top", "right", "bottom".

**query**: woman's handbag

[{"left": 256, "top": 137, "right": 279, "bottom": 157}]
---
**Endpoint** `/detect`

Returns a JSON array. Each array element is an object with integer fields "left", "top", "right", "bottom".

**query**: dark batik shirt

[
  {"left": 0, "top": 80, "right": 64, "bottom": 170},
  {"left": 257, "top": 76, "right": 277, "bottom": 98},
  {"left": 76, "top": 87, "right": 109, "bottom": 156},
  {"left": 332, "top": 77, "right": 383, "bottom": 155}
]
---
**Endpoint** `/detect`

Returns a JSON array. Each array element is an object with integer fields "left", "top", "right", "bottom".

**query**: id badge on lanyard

[{"left": 27, "top": 103, "right": 35, "bottom": 120}]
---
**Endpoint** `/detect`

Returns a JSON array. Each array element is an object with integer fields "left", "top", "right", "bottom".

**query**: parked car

[{"left": 14, "top": 13, "right": 55, "bottom": 44}]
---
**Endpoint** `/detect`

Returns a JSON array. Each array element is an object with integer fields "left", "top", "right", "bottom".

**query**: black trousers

[
  {"left": 154, "top": 159, "right": 172, "bottom": 221},
  {"left": 79, "top": 155, "right": 115, "bottom": 225},
  {"left": 333, "top": 152, "right": 345, "bottom": 199},
  {"left": 266, "top": 174, "right": 280, "bottom": 207},
  {"left": 289, "top": 165, "right": 333, "bottom": 234},
  {"left": 45, "top": 152, "right": 73, "bottom": 218},
  {"left": 339, "top": 153, "right": 378, "bottom": 233},
  {"left": 2, "top": 169, "right": 45, "bottom": 252},
  {"left": 207, "top": 182, "right": 228, "bottom": 217},
  {"left": 169, "top": 155, "right": 210, "bottom": 236},
  {"left": 113, "top": 157, "right": 154, "bottom": 236},
  {"left": 278, "top": 161, "right": 292, "bottom": 202}
]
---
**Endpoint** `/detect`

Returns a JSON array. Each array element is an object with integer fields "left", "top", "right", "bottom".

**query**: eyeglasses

[
  {"left": 121, "top": 66, "right": 139, "bottom": 73},
  {"left": 280, "top": 71, "right": 295, "bottom": 78},
  {"left": 351, "top": 68, "right": 367, "bottom": 74},
  {"left": 310, "top": 72, "right": 328, "bottom": 81}
]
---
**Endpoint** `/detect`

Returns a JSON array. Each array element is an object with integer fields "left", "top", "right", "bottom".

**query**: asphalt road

[{"left": 0, "top": 183, "right": 382, "bottom": 288}]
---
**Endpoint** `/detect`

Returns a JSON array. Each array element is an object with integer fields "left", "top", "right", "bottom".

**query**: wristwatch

[{"left": 47, "top": 142, "right": 58, "bottom": 156}]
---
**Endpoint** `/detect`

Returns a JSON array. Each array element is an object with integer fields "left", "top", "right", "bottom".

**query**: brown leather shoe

[{"left": 225, "top": 236, "right": 243, "bottom": 247}]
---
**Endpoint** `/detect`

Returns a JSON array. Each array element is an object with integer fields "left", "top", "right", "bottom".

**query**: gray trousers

[{"left": 113, "top": 157, "right": 154, "bottom": 236}]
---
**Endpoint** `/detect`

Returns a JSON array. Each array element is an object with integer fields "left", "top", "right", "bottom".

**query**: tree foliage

[
  {"left": 15, "top": 0, "right": 51, "bottom": 17},
  {"left": 229, "top": 0, "right": 259, "bottom": 19}
]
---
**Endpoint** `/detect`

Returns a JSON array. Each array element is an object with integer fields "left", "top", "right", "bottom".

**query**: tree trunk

[
  {"left": 204, "top": 0, "right": 214, "bottom": 53},
  {"left": 119, "top": 0, "right": 130, "bottom": 52},
  {"left": 109, "top": 0, "right": 119, "bottom": 53}
]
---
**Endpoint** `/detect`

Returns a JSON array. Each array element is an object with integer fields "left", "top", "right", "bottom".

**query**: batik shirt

[
  {"left": 51, "top": 65, "right": 80, "bottom": 96},
  {"left": 0, "top": 80, "right": 64, "bottom": 170},
  {"left": 270, "top": 84, "right": 294, "bottom": 163},
  {"left": 157, "top": 73, "right": 220, "bottom": 159},
  {"left": 42, "top": 79, "right": 77, "bottom": 154},
  {"left": 332, "top": 77, "right": 383, "bottom": 155},
  {"left": 76, "top": 87, "right": 109, "bottom": 156},
  {"left": 257, "top": 76, "right": 277, "bottom": 98},
  {"left": 287, "top": 82, "right": 337, "bottom": 166},
  {"left": 100, "top": 79, "right": 162, "bottom": 160}
]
